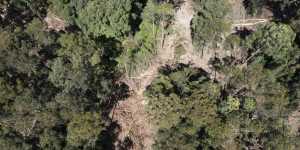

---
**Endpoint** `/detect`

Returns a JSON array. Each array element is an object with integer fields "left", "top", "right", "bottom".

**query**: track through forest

[
  {"left": 110, "top": 0, "right": 206, "bottom": 149},
  {"left": 1, "top": 0, "right": 299, "bottom": 149}
]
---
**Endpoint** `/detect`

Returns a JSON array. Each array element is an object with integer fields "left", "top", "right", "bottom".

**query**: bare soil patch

[
  {"left": 44, "top": 12, "right": 66, "bottom": 32},
  {"left": 288, "top": 108, "right": 300, "bottom": 136}
]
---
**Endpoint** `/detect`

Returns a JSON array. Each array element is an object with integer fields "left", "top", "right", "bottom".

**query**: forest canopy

[{"left": 0, "top": 0, "right": 300, "bottom": 150}]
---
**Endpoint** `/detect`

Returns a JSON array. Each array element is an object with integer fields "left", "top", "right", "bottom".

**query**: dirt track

[{"left": 111, "top": 0, "right": 222, "bottom": 149}]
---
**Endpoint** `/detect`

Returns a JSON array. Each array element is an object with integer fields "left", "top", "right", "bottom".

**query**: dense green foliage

[
  {"left": 0, "top": 1, "right": 128, "bottom": 149},
  {"left": 145, "top": 65, "right": 234, "bottom": 149},
  {"left": 244, "top": 0, "right": 300, "bottom": 21},
  {"left": 245, "top": 23, "right": 297, "bottom": 64},
  {"left": 145, "top": 65, "right": 220, "bottom": 129},
  {"left": 117, "top": 0, "right": 174, "bottom": 76},
  {"left": 48, "top": 0, "right": 142, "bottom": 38},
  {"left": 48, "top": 0, "right": 87, "bottom": 25},
  {"left": 191, "top": 0, "right": 231, "bottom": 51},
  {"left": 76, "top": 0, "right": 132, "bottom": 38},
  {"left": 146, "top": 62, "right": 300, "bottom": 149}
]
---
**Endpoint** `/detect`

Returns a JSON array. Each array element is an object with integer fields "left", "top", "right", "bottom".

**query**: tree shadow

[{"left": 129, "top": 0, "right": 148, "bottom": 34}]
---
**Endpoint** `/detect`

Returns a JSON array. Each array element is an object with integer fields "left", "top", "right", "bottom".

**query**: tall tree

[
  {"left": 191, "top": 0, "right": 231, "bottom": 51},
  {"left": 76, "top": 0, "right": 132, "bottom": 38},
  {"left": 246, "top": 23, "right": 296, "bottom": 64}
]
